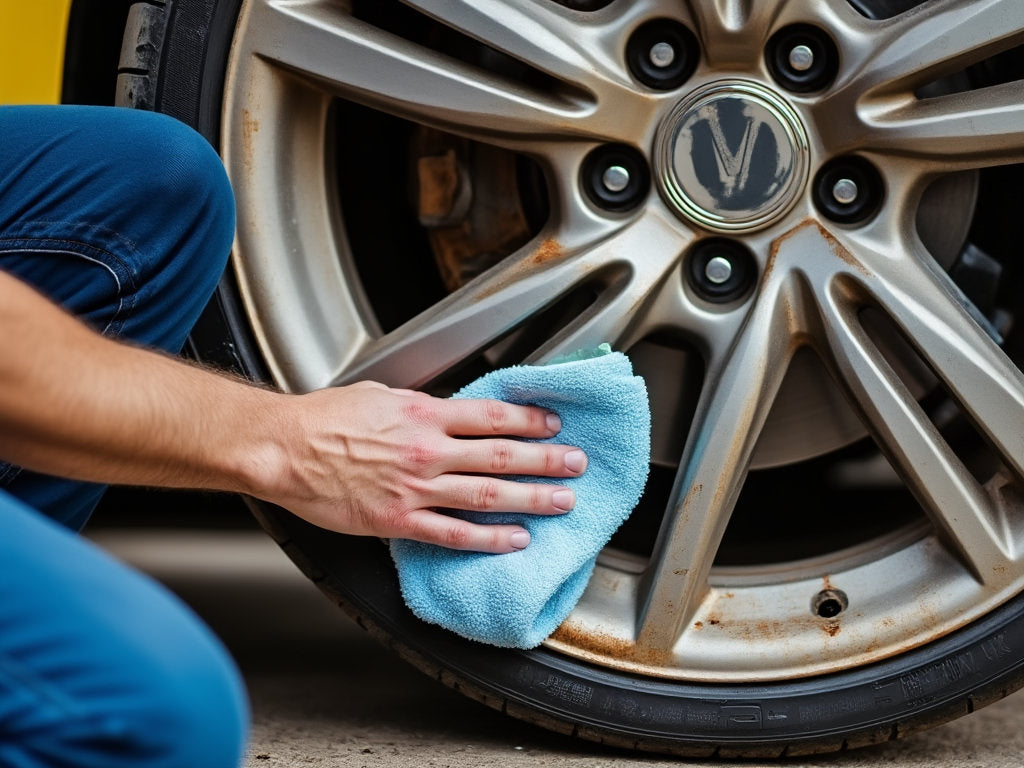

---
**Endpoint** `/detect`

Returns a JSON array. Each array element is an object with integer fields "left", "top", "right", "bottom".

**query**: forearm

[
  {"left": 0, "top": 271, "right": 587, "bottom": 553},
  {"left": 0, "top": 271, "right": 282, "bottom": 493}
]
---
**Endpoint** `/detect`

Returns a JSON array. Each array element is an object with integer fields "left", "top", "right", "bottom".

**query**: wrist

[{"left": 217, "top": 386, "right": 297, "bottom": 500}]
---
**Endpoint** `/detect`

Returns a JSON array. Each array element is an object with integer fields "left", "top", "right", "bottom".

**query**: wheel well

[{"left": 61, "top": 0, "right": 136, "bottom": 105}]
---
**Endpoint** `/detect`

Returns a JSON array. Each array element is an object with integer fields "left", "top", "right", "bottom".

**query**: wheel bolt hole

[
  {"left": 813, "top": 588, "right": 848, "bottom": 619},
  {"left": 766, "top": 24, "right": 838, "bottom": 93},
  {"left": 627, "top": 19, "right": 699, "bottom": 90},
  {"left": 582, "top": 145, "right": 650, "bottom": 213},
  {"left": 686, "top": 239, "right": 756, "bottom": 303},
  {"left": 813, "top": 156, "right": 884, "bottom": 224}
]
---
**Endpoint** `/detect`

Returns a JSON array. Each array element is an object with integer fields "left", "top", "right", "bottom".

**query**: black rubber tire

[{"left": 115, "top": 0, "right": 1024, "bottom": 756}]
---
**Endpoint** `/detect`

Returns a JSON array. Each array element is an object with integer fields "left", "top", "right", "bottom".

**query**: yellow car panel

[{"left": 0, "top": 0, "right": 73, "bottom": 105}]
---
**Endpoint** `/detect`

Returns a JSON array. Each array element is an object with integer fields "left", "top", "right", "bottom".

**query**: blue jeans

[{"left": 0, "top": 106, "right": 248, "bottom": 766}]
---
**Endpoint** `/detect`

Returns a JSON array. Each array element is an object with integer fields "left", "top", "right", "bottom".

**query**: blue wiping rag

[{"left": 389, "top": 348, "right": 651, "bottom": 649}]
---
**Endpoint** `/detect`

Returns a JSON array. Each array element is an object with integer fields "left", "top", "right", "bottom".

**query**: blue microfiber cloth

[{"left": 389, "top": 346, "right": 651, "bottom": 648}]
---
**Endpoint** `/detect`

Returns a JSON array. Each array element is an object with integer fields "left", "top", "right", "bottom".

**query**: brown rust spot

[
  {"left": 767, "top": 219, "right": 871, "bottom": 279},
  {"left": 531, "top": 238, "right": 564, "bottom": 266},
  {"left": 474, "top": 237, "right": 567, "bottom": 301},
  {"left": 693, "top": 621, "right": 704, "bottom": 630},
  {"left": 241, "top": 108, "right": 259, "bottom": 174},
  {"left": 416, "top": 150, "right": 460, "bottom": 221},
  {"left": 549, "top": 623, "right": 672, "bottom": 667},
  {"left": 823, "top": 622, "right": 841, "bottom": 638}
]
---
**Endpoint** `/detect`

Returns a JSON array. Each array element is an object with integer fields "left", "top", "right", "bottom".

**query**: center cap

[{"left": 655, "top": 80, "right": 809, "bottom": 232}]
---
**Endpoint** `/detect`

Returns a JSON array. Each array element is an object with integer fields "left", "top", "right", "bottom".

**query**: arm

[{"left": 0, "top": 271, "right": 586, "bottom": 553}]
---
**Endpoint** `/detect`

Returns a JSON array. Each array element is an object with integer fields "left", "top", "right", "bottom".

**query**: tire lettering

[{"left": 539, "top": 674, "right": 593, "bottom": 707}]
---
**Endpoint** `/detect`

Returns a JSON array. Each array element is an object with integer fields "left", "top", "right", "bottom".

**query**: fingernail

[
  {"left": 552, "top": 489, "right": 575, "bottom": 511},
  {"left": 564, "top": 449, "right": 587, "bottom": 474},
  {"left": 545, "top": 412, "right": 562, "bottom": 434},
  {"left": 510, "top": 530, "right": 531, "bottom": 550}
]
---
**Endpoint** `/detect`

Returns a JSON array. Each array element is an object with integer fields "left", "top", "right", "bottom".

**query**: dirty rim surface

[{"left": 219, "top": 0, "right": 1024, "bottom": 681}]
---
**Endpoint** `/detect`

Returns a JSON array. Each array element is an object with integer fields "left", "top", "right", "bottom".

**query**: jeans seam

[{"left": 0, "top": 242, "right": 137, "bottom": 337}]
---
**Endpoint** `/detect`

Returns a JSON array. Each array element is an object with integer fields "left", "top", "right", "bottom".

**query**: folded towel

[{"left": 390, "top": 347, "right": 651, "bottom": 648}]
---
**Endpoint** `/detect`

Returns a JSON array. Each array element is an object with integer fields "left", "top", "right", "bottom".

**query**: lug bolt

[
  {"left": 766, "top": 24, "right": 838, "bottom": 93},
  {"left": 831, "top": 178, "right": 859, "bottom": 205},
  {"left": 627, "top": 19, "right": 699, "bottom": 90},
  {"left": 649, "top": 41, "right": 676, "bottom": 68},
  {"left": 788, "top": 44, "right": 814, "bottom": 72},
  {"left": 704, "top": 256, "right": 733, "bottom": 285},
  {"left": 582, "top": 144, "right": 650, "bottom": 213},
  {"left": 687, "top": 239, "right": 755, "bottom": 303},
  {"left": 602, "top": 165, "right": 631, "bottom": 193},
  {"left": 813, "top": 156, "right": 884, "bottom": 224}
]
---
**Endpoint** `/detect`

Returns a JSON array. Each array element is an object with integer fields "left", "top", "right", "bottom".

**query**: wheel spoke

[
  {"left": 869, "top": 257, "right": 1024, "bottom": 485},
  {"left": 681, "top": 0, "right": 825, "bottom": 67},
  {"left": 401, "top": 0, "right": 613, "bottom": 87},
  {"left": 635, "top": 273, "right": 795, "bottom": 653},
  {"left": 332, "top": 213, "right": 688, "bottom": 388},
  {"left": 244, "top": 0, "right": 613, "bottom": 148},
  {"left": 855, "top": 82, "right": 1024, "bottom": 171},
  {"left": 810, "top": 231, "right": 1021, "bottom": 579},
  {"left": 816, "top": 0, "right": 1024, "bottom": 165},
  {"left": 854, "top": 0, "right": 1024, "bottom": 94},
  {"left": 525, "top": 211, "right": 695, "bottom": 361}
]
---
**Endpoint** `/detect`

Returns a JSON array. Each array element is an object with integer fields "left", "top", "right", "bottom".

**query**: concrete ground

[{"left": 92, "top": 527, "right": 1024, "bottom": 768}]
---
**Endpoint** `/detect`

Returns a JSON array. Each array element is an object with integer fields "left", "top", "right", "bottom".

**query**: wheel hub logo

[{"left": 656, "top": 81, "right": 809, "bottom": 232}]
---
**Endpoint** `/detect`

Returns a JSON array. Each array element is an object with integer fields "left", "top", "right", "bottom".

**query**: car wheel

[{"left": 117, "top": 0, "right": 1024, "bottom": 756}]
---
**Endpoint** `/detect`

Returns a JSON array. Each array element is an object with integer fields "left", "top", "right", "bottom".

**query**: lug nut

[
  {"left": 687, "top": 239, "right": 756, "bottom": 303},
  {"left": 582, "top": 144, "right": 650, "bottom": 213},
  {"left": 649, "top": 41, "right": 676, "bottom": 68},
  {"left": 766, "top": 25, "right": 838, "bottom": 93},
  {"left": 627, "top": 19, "right": 698, "bottom": 90},
  {"left": 602, "top": 165, "right": 631, "bottom": 193},
  {"left": 831, "top": 178, "right": 859, "bottom": 205},
  {"left": 813, "top": 156, "right": 884, "bottom": 224},
  {"left": 788, "top": 44, "right": 814, "bottom": 72},
  {"left": 704, "top": 256, "right": 733, "bottom": 285}
]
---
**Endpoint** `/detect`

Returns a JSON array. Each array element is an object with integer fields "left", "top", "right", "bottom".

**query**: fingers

[
  {"left": 431, "top": 474, "right": 575, "bottom": 516},
  {"left": 401, "top": 511, "right": 533, "bottom": 554},
  {"left": 448, "top": 439, "right": 587, "bottom": 478},
  {"left": 437, "top": 398, "right": 563, "bottom": 439}
]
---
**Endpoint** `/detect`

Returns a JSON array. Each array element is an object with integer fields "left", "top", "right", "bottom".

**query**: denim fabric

[
  {"left": 0, "top": 106, "right": 247, "bottom": 767},
  {"left": 0, "top": 104, "right": 235, "bottom": 530}
]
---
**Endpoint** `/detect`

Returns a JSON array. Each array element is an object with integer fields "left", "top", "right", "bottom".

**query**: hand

[{"left": 254, "top": 382, "right": 587, "bottom": 553}]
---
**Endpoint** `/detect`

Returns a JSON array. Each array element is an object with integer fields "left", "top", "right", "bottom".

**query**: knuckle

[
  {"left": 529, "top": 484, "right": 545, "bottom": 512},
  {"left": 483, "top": 401, "right": 509, "bottom": 434},
  {"left": 402, "top": 439, "right": 440, "bottom": 472},
  {"left": 402, "top": 399, "right": 439, "bottom": 428},
  {"left": 442, "top": 524, "right": 472, "bottom": 550},
  {"left": 542, "top": 448, "right": 560, "bottom": 476},
  {"left": 489, "top": 442, "right": 515, "bottom": 474},
  {"left": 473, "top": 479, "right": 501, "bottom": 511}
]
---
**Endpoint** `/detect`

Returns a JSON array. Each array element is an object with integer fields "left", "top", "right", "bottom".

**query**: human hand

[{"left": 252, "top": 381, "right": 587, "bottom": 553}]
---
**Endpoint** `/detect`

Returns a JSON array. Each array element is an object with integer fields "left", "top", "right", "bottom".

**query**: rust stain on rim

[
  {"left": 550, "top": 622, "right": 672, "bottom": 667},
  {"left": 474, "top": 238, "right": 567, "bottom": 301}
]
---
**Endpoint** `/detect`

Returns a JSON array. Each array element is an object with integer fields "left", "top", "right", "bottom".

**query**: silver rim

[{"left": 221, "top": 0, "right": 1024, "bottom": 681}]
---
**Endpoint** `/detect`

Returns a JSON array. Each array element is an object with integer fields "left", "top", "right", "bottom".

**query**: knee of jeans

[
  {"left": 94, "top": 634, "right": 249, "bottom": 768},
  {"left": 110, "top": 111, "right": 235, "bottom": 294}
]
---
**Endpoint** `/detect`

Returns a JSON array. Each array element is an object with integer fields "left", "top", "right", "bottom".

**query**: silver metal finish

[
  {"left": 788, "top": 43, "right": 815, "bottom": 72},
  {"left": 704, "top": 255, "right": 733, "bottom": 284},
  {"left": 220, "top": 0, "right": 1024, "bottom": 683},
  {"left": 602, "top": 164, "right": 631, "bottom": 193},
  {"left": 832, "top": 177, "right": 859, "bottom": 204},
  {"left": 649, "top": 41, "right": 676, "bottom": 68},
  {"left": 654, "top": 80, "right": 810, "bottom": 232}
]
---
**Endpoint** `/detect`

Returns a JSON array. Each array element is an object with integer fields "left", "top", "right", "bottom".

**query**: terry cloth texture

[{"left": 390, "top": 350, "right": 651, "bottom": 649}]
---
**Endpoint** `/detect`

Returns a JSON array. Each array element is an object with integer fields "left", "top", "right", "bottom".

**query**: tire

[{"left": 115, "top": 0, "right": 1024, "bottom": 756}]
